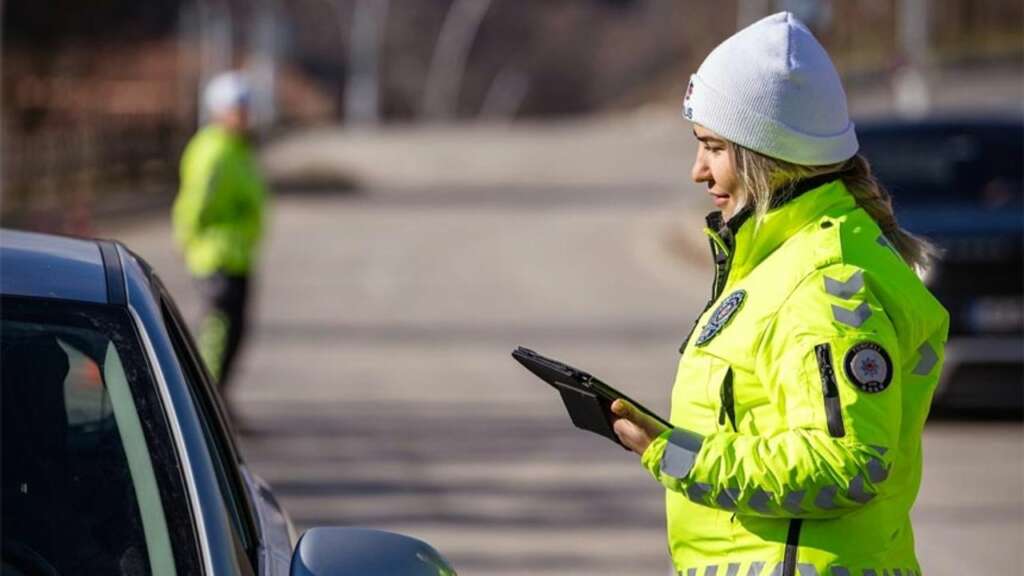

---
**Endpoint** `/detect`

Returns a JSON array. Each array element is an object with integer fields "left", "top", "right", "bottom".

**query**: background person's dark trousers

[{"left": 197, "top": 272, "right": 250, "bottom": 406}]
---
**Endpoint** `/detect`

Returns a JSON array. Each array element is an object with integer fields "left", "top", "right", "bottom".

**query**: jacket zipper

[
  {"left": 710, "top": 230, "right": 732, "bottom": 301},
  {"left": 783, "top": 519, "right": 802, "bottom": 576},
  {"left": 814, "top": 343, "right": 846, "bottom": 437},
  {"left": 679, "top": 225, "right": 734, "bottom": 354}
]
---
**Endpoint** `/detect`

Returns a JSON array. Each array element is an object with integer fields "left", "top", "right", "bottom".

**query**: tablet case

[{"left": 511, "top": 346, "right": 670, "bottom": 449}]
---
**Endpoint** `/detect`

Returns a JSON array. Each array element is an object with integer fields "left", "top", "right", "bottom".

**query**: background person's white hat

[
  {"left": 683, "top": 12, "right": 858, "bottom": 166},
  {"left": 204, "top": 71, "right": 251, "bottom": 117}
]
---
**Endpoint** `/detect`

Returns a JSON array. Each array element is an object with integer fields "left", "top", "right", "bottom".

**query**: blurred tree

[
  {"left": 4, "top": 0, "right": 180, "bottom": 44},
  {"left": 421, "top": 0, "right": 494, "bottom": 120},
  {"left": 345, "top": 0, "right": 388, "bottom": 125}
]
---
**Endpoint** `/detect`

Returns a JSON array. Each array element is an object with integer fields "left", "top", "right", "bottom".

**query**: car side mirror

[{"left": 290, "top": 527, "right": 456, "bottom": 576}]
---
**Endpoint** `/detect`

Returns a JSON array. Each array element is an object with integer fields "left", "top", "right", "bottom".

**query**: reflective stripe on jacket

[
  {"left": 641, "top": 178, "right": 948, "bottom": 575},
  {"left": 173, "top": 125, "right": 266, "bottom": 277}
]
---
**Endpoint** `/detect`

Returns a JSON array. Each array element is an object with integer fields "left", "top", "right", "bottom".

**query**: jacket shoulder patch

[{"left": 843, "top": 341, "right": 893, "bottom": 393}]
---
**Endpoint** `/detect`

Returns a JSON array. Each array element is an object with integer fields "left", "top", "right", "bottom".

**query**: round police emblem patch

[
  {"left": 843, "top": 342, "right": 893, "bottom": 393},
  {"left": 695, "top": 290, "right": 746, "bottom": 347}
]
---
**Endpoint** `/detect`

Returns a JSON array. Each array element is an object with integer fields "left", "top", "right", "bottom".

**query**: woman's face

[{"left": 692, "top": 125, "right": 742, "bottom": 219}]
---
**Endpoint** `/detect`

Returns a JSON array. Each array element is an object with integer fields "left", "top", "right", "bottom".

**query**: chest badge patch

[
  {"left": 696, "top": 289, "right": 746, "bottom": 347},
  {"left": 844, "top": 342, "right": 893, "bottom": 393}
]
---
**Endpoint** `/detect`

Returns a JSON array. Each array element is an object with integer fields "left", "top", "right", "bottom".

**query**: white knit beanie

[
  {"left": 204, "top": 71, "right": 251, "bottom": 117},
  {"left": 683, "top": 12, "right": 858, "bottom": 166}
]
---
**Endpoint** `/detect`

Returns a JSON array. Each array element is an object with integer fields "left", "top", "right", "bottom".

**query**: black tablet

[{"left": 511, "top": 346, "right": 670, "bottom": 449}]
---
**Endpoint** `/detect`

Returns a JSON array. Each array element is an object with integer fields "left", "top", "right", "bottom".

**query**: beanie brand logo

[{"left": 683, "top": 78, "right": 695, "bottom": 120}]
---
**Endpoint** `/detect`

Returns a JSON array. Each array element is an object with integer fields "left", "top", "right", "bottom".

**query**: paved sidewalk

[{"left": 263, "top": 108, "right": 694, "bottom": 195}]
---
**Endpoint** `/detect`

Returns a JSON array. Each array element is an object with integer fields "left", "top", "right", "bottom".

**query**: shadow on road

[{"left": 239, "top": 402, "right": 663, "bottom": 531}]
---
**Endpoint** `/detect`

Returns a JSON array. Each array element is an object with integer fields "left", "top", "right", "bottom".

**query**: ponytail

[
  {"left": 838, "top": 154, "right": 938, "bottom": 273},
  {"left": 731, "top": 143, "right": 938, "bottom": 274}
]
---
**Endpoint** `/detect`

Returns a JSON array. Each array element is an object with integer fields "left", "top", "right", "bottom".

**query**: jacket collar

[
  {"left": 205, "top": 123, "right": 248, "bottom": 147},
  {"left": 706, "top": 171, "right": 858, "bottom": 283}
]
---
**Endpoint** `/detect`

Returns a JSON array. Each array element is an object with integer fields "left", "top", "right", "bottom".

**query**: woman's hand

[{"left": 611, "top": 399, "right": 669, "bottom": 456}]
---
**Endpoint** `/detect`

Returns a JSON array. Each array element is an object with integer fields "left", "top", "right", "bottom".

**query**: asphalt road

[{"left": 106, "top": 154, "right": 1023, "bottom": 576}]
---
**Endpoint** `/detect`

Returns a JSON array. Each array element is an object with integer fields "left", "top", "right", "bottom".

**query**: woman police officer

[{"left": 610, "top": 12, "right": 948, "bottom": 576}]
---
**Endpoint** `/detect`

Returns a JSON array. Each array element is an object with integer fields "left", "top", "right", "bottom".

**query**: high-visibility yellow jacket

[
  {"left": 173, "top": 124, "right": 266, "bottom": 277},
  {"left": 642, "top": 177, "right": 948, "bottom": 576}
]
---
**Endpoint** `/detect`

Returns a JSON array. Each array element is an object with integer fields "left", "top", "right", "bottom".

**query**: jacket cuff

[
  {"left": 641, "top": 429, "right": 673, "bottom": 481},
  {"left": 659, "top": 428, "right": 705, "bottom": 480}
]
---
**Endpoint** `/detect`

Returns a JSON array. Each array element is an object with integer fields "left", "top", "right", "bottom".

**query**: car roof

[
  {"left": 856, "top": 114, "right": 1024, "bottom": 133},
  {"left": 0, "top": 228, "right": 113, "bottom": 304}
]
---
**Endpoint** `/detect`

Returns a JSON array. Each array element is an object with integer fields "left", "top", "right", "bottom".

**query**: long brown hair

[{"left": 730, "top": 143, "right": 938, "bottom": 273}]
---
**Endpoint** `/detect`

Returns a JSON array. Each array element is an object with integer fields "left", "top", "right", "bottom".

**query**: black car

[
  {"left": 0, "top": 229, "right": 456, "bottom": 576},
  {"left": 857, "top": 116, "right": 1024, "bottom": 410}
]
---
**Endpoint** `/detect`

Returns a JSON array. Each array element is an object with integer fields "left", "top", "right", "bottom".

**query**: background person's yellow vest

[
  {"left": 642, "top": 179, "right": 948, "bottom": 575},
  {"left": 173, "top": 125, "right": 266, "bottom": 277}
]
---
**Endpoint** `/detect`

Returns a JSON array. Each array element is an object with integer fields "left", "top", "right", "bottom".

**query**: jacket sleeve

[
  {"left": 642, "top": 264, "right": 902, "bottom": 519},
  {"left": 173, "top": 142, "right": 225, "bottom": 247}
]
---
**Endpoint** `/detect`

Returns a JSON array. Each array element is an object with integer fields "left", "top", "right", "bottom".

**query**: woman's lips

[{"left": 710, "top": 193, "right": 730, "bottom": 208}]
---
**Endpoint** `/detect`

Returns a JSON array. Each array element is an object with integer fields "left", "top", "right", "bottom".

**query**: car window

[
  {"left": 859, "top": 124, "right": 1024, "bottom": 209},
  {"left": 1, "top": 298, "right": 198, "bottom": 576},
  {"left": 155, "top": 281, "right": 259, "bottom": 574}
]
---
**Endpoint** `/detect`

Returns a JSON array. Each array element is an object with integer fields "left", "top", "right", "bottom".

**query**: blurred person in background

[
  {"left": 173, "top": 71, "right": 266, "bottom": 423},
  {"left": 609, "top": 13, "right": 947, "bottom": 576}
]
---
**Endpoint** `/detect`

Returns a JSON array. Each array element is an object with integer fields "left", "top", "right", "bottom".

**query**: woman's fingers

[
  {"left": 612, "top": 417, "right": 633, "bottom": 438},
  {"left": 611, "top": 398, "right": 631, "bottom": 418},
  {"left": 612, "top": 399, "right": 665, "bottom": 435},
  {"left": 611, "top": 398, "right": 670, "bottom": 456},
  {"left": 612, "top": 399, "right": 662, "bottom": 454},
  {"left": 613, "top": 417, "right": 647, "bottom": 455}
]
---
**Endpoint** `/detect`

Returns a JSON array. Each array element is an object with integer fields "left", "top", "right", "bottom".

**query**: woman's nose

[{"left": 691, "top": 153, "right": 710, "bottom": 183}]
